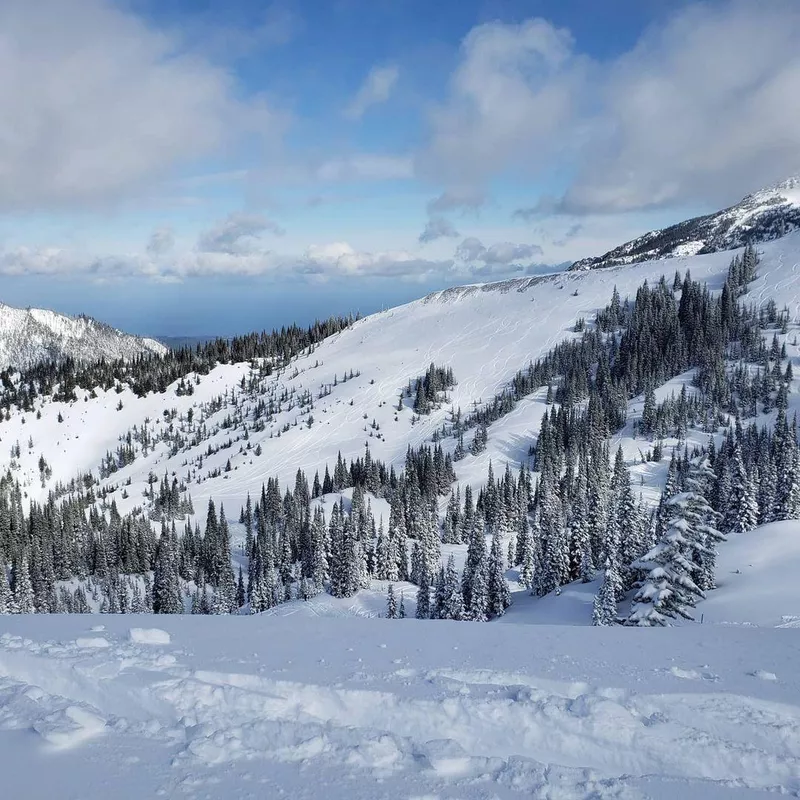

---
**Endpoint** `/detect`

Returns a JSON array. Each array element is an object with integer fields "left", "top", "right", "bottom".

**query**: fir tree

[
  {"left": 592, "top": 558, "right": 620, "bottom": 626},
  {"left": 386, "top": 583, "right": 397, "bottom": 619},
  {"left": 486, "top": 529, "right": 511, "bottom": 617},
  {"left": 415, "top": 569, "right": 431, "bottom": 619}
]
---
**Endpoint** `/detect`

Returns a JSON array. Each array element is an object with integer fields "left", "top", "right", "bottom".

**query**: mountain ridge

[
  {"left": 570, "top": 176, "right": 800, "bottom": 271},
  {"left": 0, "top": 302, "right": 167, "bottom": 371}
]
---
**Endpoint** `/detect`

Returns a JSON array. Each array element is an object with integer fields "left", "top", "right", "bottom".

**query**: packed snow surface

[{"left": 1, "top": 615, "right": 799, "bottom": 799}]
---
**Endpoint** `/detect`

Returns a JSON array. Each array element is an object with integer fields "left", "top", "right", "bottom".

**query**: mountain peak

[
  {"left": 570, "top": 176, "right": 800, "bottom": 271},
  {"left": 0, "top": 303, "right": 167, "bottom": 371}
]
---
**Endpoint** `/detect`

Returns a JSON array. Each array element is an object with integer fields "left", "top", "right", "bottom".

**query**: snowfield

[{"left": 1, "top": 614, "right": 799, "bottom": 799}]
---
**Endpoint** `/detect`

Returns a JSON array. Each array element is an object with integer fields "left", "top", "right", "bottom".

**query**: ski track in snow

[{"left": 0, "top": 617, "right": 799, "bottom": 799}]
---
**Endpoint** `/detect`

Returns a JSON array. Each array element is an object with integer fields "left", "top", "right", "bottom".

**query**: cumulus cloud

[
  {"left": 561, "top": 1, "right": 800, "bottom": 212},
  {"left": 315, "top": 154, "right": 413, "bottom": 182},
  {"left": 345, "top": 64, "right": 400, "bottom": 119},
  {"left": 427, "top": 189, "right": 486, "bottom": 216},
  {"left": 146, "top": 227, "right": 176, "bottom": 256},
  {"left": 418, "top": 217, "right": 460, "bottom": 244},
  {"left": 0, "top": 0, "right": 279, "bottom": 211},
  {"left": 425, "top": 2, "right": 800, "bottom": 214},
  {"left": 300, "top": 242, "right": 450, "bottom": 279},
  {"left": 0, "top": 232, "right": 554, "bottom": 283},
  {"left": 454, "top": 237, "right": 543, "bottom": 275},
  {"left": 418, "top": 18, "right": 585, "bottom": 188},
  {"left": 197, "top": 213, "right": 285, "bottom": 255}
]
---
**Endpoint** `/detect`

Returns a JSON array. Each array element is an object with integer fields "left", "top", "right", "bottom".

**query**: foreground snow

[{"left": 0, "top": 615, "right": 798, "bottom": 799}]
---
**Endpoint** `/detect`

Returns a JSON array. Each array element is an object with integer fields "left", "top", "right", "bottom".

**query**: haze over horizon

[{"left": 1, "top": 0, "right": 799, "bottom": 334}]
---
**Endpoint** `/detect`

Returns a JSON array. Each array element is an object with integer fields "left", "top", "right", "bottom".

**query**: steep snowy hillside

[
  {"left": 7, "top": 231, "right": 800, "bottom": 521},
  {"left": 571, "top": 176, "right": 800, "bottom": 271},
  {"left": 0, "top": 303, "right": 166, "bottom": 370}
]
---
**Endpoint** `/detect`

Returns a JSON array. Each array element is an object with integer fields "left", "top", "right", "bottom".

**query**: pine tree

[
  {"left": 487, "top": 529, "right": 511, "bottom": 617},
  {"left": 467, "top": 560, "right": 488, "bottom": 621},
  {"left": 386, "top": 583, "right": 397, "bottom": 619},
  {"left": 725, "top": 444, "right": 759, "bottom": 533},
  {"left": 625, "top": 494, "right": 706, "bottom": 626},
  {"left": 153, "top": 524, "right": 182, "bottom": 614},
  {"left": 415, "top": 569, "right": 431, "bottom": 619},
  {"left": 517, "top": 511, "right": 536, "bottom": 589},
  {"left": 0, "top": 563, "right": 12, "bottom": 613},
  {"left": 440, "top": 555, "right": 464, "bottom": 620},
  {"left": 462, "top": 511, "right": 486, "bottom": 610},
  {"left": 11, "top": 556, "right": 34, "bottom": 613},
  {"left": 236, "top": 566, "right": 246, "bottom": 610},
  {"left": 592, "top": 558, "right": 620, "bottom": 626}
]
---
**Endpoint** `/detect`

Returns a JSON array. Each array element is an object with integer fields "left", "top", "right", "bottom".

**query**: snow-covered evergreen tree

[
  {"left": 592, "top": 558, "right": 620, "bottom": 626},
  {"left": 625, "top": 493, "right": 707, "bottom": 626},
  {"left": 486, "top": 529, "right": 511, "bottom": 617}
]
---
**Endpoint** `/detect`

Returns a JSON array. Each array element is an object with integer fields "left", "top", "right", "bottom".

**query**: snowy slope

[
  {"left": 7, "top": 230, "right": 800, "bottom": 525},
  {"left": 701, "top": 520, "right": 800, "bottom": 628},
  {"left": 0, "top": 302, "right": 166, "bottom": 370},
  {"left": 571, "top": 176, "right": 800, "bottom": 271}
]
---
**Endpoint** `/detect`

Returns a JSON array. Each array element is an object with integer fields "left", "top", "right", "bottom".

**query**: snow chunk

[
  {"left": 75, "top": 636, "right": 111, "bottom": 648},
  {"left": 669, "top": 666, "right": 700, "bottom": 680},
  {"left": 750, "top": 669, "right": 778, "bottom": 681},
  {"left": 34, "top": 705, "right": 106, "bottom": 749},
  {"left": 128, "top": 628, "right": 171, "bottom": 645}
]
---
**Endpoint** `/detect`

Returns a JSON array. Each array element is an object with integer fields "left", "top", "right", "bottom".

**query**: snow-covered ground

[{"left": 1, "top": 613, "right": 798, "bottom": 799}]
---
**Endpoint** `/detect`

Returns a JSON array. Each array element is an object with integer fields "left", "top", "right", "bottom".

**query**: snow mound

[
  {"left": 75, "top": 637, "right": 111, "bottom": 649},
  {"left": 700, "top": 520, "right": 800, "bottom": 627},
  {"left": 128, "top": 628, "right": 171, "bottom": 645}
]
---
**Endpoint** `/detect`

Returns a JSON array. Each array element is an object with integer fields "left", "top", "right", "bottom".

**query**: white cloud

[
  {"left": 345, "top": 64, "right": 400, "bottom": 120},
  {"left": 0, "top": 0, "right": 280, "bottom": 211},
  {"left": 418, "top": 18, "right": 585, "bottom": 188},
  {"left": 561, "top": 1, "right": 800, "bottom": 212},
  {"left": 146, "top": 227, "right": 176, "bottom": 256},
  {"left": 315, "top": 154, "right": 413, "bottom": 182},
  {"left": 300, "top": 242, "right": 450, "bottom": 280},
  {"left": 454, "top": 237, "right": 543, "bottom": 275},
  {"left": 426, "top": 3, "right": 800, "bottom": 215},
  {"left": 427, "top": 189, "right": 486, "bottom": 216},
  {"left": 197, "top": 213, "right": 285, "bottom": 255},
  {"left": 0, "top": 231, "right": 555, "bottom": 282},
  {"left": 419, "top": 217, "right": 460, "bottom": 244}
]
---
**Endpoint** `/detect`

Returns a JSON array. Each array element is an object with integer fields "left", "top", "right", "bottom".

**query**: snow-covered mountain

[
  {"left": 571, "top": 176, "right": 800, "bottom": 271},
  {"left": 0, "top": 303, "right": 167, "bottom": 370},
  {"left": 2, "top": 230, "right": 800, "bottom": 798}
]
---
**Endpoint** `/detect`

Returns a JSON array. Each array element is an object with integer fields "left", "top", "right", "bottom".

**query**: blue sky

[{"left": 0, "top": 0, "right": 798, "bottom": 335}]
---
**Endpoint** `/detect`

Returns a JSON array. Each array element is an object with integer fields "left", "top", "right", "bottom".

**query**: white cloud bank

[
  {"left": 0, "top": 0, "right": 280, "bottom": 211},
  {"left": 345, "top": 65, "right": 400, "bottom": 119},
  {"left": 423, "top": 1, "right": 800, "bottom": 214}
]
